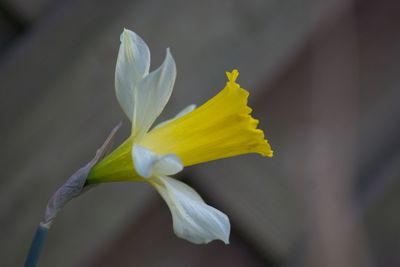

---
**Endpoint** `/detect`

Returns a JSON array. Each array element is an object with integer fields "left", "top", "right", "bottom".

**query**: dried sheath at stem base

[{"left": 42, "top": 122, "right": 121, "bottom": 226}]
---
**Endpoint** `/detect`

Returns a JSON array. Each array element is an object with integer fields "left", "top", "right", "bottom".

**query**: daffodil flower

[{"left": 86, "top": 29, "right": 273, "bottom": 244}]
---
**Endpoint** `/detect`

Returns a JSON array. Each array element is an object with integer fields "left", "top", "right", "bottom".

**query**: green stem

[{"left": 24, "top": 223, "right": 49, "bottom": 267}]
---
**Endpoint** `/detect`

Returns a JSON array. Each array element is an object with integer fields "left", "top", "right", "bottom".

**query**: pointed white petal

[
  {"left": 132, "top": 49, "right": 176, "bottom": 140},
  {"left": 153, "top": 104, "right": 196, "bottom": 130},
  {"left": 115, "top": 29, "right": 150, "bottom": 120},
  {"left": 151, "top": 176, "right": 230, "bottom": 244},
  {"left": 173, "top": 104, "right": 196, "bottom": 119},
  {"left": 133, "top": 145, "right": 183, "bottom": 178}
]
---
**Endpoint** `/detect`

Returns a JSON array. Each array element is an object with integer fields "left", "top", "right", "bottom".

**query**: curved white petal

[
  {"left": 151, "top": 176, "right": 230, "bottom": 244},
  {"left": 132, "top": 49, "right": 176, "bottom": 140},
  {"left": 133, "top": 145, "right": 182, "bottom": 178},
  {"left": 153, "top": 154, "right": 183, "bottom": 176},
  {"left": 133, "top": 144, "right": 158, "bottom": 178},
  {"left": 115, "top": 29, "right": 150, "bottom": 120},
  {"left": 153, "top": 104, "right": 196, "bottom": 130}
]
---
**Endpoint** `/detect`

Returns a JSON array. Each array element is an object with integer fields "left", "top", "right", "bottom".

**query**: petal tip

[
  {"left": 121, "top": 28, "right": 131, "bottom": 42},
  {"left": 165, "top": 48, "right": 176, "bottom": 66}
]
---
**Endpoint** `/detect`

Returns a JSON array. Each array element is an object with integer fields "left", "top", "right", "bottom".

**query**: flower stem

[{"left": 24, "top": 223, "right": 49, "bottom": 267}]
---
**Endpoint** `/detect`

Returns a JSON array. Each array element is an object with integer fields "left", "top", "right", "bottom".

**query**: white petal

[
  {"left": 131, "top": 49, "right": 176, "bottom": 140},
  {"left": 174, "top": 104, "right": 196, "bottom": 118},
  {"left": 153, "top": 104, "right": 196, "bottom": 130},
  {"left": 153, "top": 154, "right": 183, "bottom": 176},
  {"left": 133, "top": 145, "right": 183, "bottom": 178},
  {"left": 132, "top": 144, "right": 158, "bottom": 178},
  {"left": 151, "top": 176, "right": 230, "bottom": 244},
  {"left": 115, "top": 29, "right": 150, "bottom": 120}
]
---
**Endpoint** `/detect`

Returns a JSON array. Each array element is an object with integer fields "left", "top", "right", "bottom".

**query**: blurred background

[{"left": 0, "top": 0, "right": 399, "bottom": 266}]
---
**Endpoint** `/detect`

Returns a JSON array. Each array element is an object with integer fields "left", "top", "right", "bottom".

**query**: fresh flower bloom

[{"left": 87, "top": 29, "right": 273, "bottom": 244}]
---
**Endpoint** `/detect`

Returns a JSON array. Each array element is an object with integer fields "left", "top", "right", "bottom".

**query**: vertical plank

[{"left": 302, "top": 7, "right": 369, "bottom": 267}]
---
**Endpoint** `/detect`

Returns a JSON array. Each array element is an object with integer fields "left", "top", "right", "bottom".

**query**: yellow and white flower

[{"left": 86, "top": 29, "right": 273, "bottom": 244}]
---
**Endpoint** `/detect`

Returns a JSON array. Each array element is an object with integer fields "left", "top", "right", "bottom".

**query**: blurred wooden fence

[{"left": 0, "top": 0, "right": 399, "bottom": 266}]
